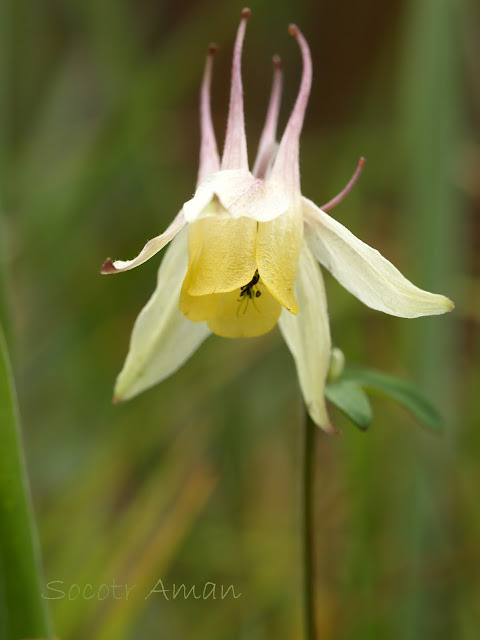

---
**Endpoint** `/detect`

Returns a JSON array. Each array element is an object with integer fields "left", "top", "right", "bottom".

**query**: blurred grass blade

[
  {"left": 0, "top": 327, "right": 53, "bottom": 639},
  {"left": 0, "top": 196, "right": 11, "bottom": 344},
  {"left": 325, "top": 380, "right": 372, "bottom": 431},
  {"left": 0, "top": 211, "right": 7, "bottom": 337},
  {"left": 343, "top": 367, "right": 444, "bottom": 432}
]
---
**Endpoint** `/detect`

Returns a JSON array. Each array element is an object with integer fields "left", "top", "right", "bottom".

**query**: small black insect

[
  {"left": 239, "top": 270, "right": 260, "bottom": 299},
  {"left": 237, "top": 270, "right": 262, "bottom": 314}
]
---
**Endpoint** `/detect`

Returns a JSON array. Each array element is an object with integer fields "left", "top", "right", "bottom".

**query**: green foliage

[
  {"left": 342, "top": 367, "right": 444, "bottom": 433},
  {"left": 326, "top": 366, "right": 444, "bottom": 433},
  {"left": 325, "top": 380, "right": 372, "bottom": 431}
]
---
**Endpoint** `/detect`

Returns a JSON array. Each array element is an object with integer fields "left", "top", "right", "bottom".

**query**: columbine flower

[{"left": 101, "top": 9, "right": 453, "bottom": 432}]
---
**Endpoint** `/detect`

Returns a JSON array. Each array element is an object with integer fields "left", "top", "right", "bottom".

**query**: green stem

[
  {"left": 0, "top": 327, "right": 53, "bottom": 639},
  {"left": 302, "top": 409, "right": 317, "bottom": 640}
]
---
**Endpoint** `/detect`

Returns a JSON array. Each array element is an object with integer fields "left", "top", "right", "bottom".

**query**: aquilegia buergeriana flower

[{"left": 102, "top": 9, "right": 453, "bottom": 432}]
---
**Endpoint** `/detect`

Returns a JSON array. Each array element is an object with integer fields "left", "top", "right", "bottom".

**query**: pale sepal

[
  {"left": 102, "top": 210, "right": 185, "bottom": 274},
  {"left": 183, "top": 169, "right": 288, "bottom": 223},
  {"left": 114, "top": 227, "right": 210, "bottom": 401},
  {"left": 303, "top": 197, "right": 454, "bottom": 318},
  {"left": 278, "top": 242, "right": 335, "bottom": 433}
]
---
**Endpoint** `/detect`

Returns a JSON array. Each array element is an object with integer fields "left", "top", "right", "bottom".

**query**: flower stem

[{"left": 302, "top": 408, "right": 318, "bottom": 640}]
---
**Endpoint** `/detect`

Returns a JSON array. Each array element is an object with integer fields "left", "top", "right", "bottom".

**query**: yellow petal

[
  {"left": 187, "top": 214, "right": 257, "bottom": 296},
  {"left": 207, "top": 281, "right": 281, "bottom": 338},
  {"left": 256, "top": 207, "right": 303, "bottom": 314},
  {"left": 179, "top": 253, "right": 218, "bottom": 322}
]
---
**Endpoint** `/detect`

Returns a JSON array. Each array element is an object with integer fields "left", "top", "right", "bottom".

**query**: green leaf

[
  {"left": 0, "top": 327, "right": 53, "bottom": 639},
  {"left": 325, "top": 380, "right": 373, "bottom": 431},
  {"left": 342, "top": 367, "right": 444, "bottom": 433}
]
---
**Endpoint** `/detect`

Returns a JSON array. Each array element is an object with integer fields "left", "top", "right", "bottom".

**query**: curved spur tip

[
  {"left": 288, "top": 24, "right": 299, "bottom": 37},
  {"left": 329, "top": 423, "right": 340, "bottom": 436},
  {"left": 241, "top": 8, "right": 251, "bottom": 19},
  {"left": 272, "top": 54, "right": 282, "bottom": 69},
  {"left": 358, "top": 156, "right": 366, "bottom": 168},
  {"left": 101, "top": 258, "right": 117, "bottom": 274}
]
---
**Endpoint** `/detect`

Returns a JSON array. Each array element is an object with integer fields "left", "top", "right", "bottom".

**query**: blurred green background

[{"left": 0, "top": 0, "right": 477, "bottom": 638}]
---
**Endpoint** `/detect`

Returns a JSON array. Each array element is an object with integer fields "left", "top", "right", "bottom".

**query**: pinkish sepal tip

[
  {"left": 273, "top": 55, "right": 282, "bottom": 69},
  {"left": 241, "top": 8, "right": 251, "bottom": 19},
  {"left": 208, "top": 43, "right": 218, "bottom": 56},
  {"left": 288, "top": 24, "right": 299, "bottom": 37},
  {"left": 101, "top": 258, "right": 117, "bottom": 274}
]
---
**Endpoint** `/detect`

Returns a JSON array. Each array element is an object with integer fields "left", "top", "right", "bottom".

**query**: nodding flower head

[{"left": 101, "top": 9, "right": 454, "bottom": 432}]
